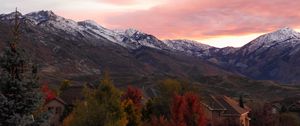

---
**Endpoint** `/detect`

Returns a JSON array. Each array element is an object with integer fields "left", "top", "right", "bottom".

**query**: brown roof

[
  {"left": 202, "top": 95, "right": 250, "bottom": 116},
  {"left": 45, "top": 97, "right": 67, "bottom": 105},
  {"left": 202, "top": 95, "right": 227, "bottom": 111}
]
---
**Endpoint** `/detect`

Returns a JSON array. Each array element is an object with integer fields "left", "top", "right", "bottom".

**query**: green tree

[
  {"left": 58, "top": 79, "right": 71, "bottom": 95},
  {"left": 279, "top": 112, "right": 300, "bottom": 126},
  {"left": 0, "top": 9, "right": 47, "bottom": 126},
  {"left": 63, "top": 71, "right": 128, "bottom": 126},
  {"left": 122, "top": 99, "right": 142, "bottom": 126},
  {"left": 146, "top": 79, "right": 185, "bottom": 118}
]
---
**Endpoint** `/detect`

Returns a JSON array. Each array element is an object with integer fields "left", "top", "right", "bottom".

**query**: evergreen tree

[
  {"left": 239, "top": 95, "right": 244, "bottom": 108},
  {"left": 0, "top": 9, "right": 45, "bottom": 126}
]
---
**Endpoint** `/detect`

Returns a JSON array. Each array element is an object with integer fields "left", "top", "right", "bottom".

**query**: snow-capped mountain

[
  {"left": 240, "top": 27, "right": 300, "bottom": 56},
  {"left": 0, "top": 10, "right": 217, "bottom": 53},
  {"left": 0, "top": 10, "right": 233, "bottom": 85},
  {"left": 1, "top": 10, "right": 300, "bottom": 84},
  {"left": 221, "top": 27, "right": 300, "bottom": 84},
  {"left": 162, "top": 39, "right": 216, "bottom": 57}
]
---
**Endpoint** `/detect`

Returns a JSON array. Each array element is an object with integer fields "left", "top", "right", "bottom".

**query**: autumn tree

[
  {"left": 58, "top": 79, "right": 71, "bottom": 94},
  {"left": 122, "top": 99, "right": 142, "bottom": 126},
  {"left": 143, "top": 79, "right": 200, "bottom": 122},
  {"left": 170, "top": 92, "right": 206, "bottom": 126},
  {"left": 148, "top": 79, "right": 184, "bottom": 117},
  {"left": 144, "top": 116, "right": 170, "bottom": 126},
  {"left": 122, "top": 86, "right": 143, "bottom": 108},
  {"left": 62, "top": 71, "right": 128, "bottom": 126},
  {"left": 41, "top": 84, "right": 56, "bottom": 102},
  {"left": 121, "top": 86, "right": 143, "bottom": 126}
]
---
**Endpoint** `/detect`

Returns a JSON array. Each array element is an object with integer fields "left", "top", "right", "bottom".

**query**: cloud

[
  {"left": 99, "top": 0, "right": 300, "bottom": 40},
  {"left": 2, "top": 0, "right": 300, "bottom": 46},
  {"left": 98, "top": 0, "right": 137, "bottom": 5}
]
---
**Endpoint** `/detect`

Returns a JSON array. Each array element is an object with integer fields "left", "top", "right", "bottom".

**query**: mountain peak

[
  {"left": 273, "top": 27, "right": 298, "bottom": 35},
  {"left": 25, "top": 10, "right": 58, "bottom": 24},
  {"left": 0, "top": 11, "right": 23, "bottom": 20},
  {"left": 26, "top": 10, "right": 56, "bottom": 18},
  {"left": 125, "top": 28, "right": 142, "bottom": 36},
  {"left": 250, "top": 27, "right": 300, "bottom": 45},
  {"left": 242, "top": 27, "right": 300, "bottom": 55},
  {"left": 78, "top": 20, "right": 106, "bottom": 30}
]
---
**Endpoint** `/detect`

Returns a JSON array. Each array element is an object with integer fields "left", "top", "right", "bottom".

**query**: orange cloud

[
  {"left": 55, "top": 0, "right": 300, "bottom": 46},
  {"left": 98, "top": 0, "right": 300, "bottom": 40}
]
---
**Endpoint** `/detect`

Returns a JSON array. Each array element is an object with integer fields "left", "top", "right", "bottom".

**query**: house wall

[
  {"left": 44, "top": 100, "right": 65, "bottom": 126},
  {"left": 240, "top": 113, "right": 250, "bottom": 126},
  {"left": 203, "top": 106, "right": 250, "bottom": 126},
  {"left": 203, "top": 107, "right": 224, "bottom": 126}
]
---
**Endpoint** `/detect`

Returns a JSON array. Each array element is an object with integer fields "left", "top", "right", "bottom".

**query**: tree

[
  {"left": 122, "top": 86, "right": 143, "bottom": 126},
  {"left": 0, "top": 9, "right": 46, "bottom": 126},
  {"left": 148, "top": 79, "right": 183, "bottom": 117},
  {"left": 62, "top": 71, "right": 128, "bottom": 126},
  {"left": 279, "top": 112, "right": 300, "bottom": 126},
  {"left": 144, "top": 116, "right": 170, "bottom": 126},
  {"left": 59, "top": 79, "right": 71, "bottom": 93},
  {"left": 170, "top": 95, "right": 186, "bottom": 126},
  {"left": 122, "top": 99, "right": 142, "bottom": 126},
  {"left": 170, "top": 92, "right": 206, "bottom": 126},
  {"left": 262, "top": 103, "right": 278, "bottom": 126},
  {"left": 239, "top": 95, "right": 244, "bottom": 108},
  {"left": 122, "top": 86, "right": 143, "bottom": 108},
  {"left": 41, "top": 84, "right": 56, "bottom": 102}
]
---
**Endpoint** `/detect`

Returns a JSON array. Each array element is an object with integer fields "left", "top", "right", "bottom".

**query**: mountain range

[{"left": 0, "top": 11, "right": 299, "bottom": 91}]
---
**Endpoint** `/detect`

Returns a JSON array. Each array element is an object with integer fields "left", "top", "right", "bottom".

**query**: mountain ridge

[{"left": 0, "top": 10, "right": 300, "bottom": 84}]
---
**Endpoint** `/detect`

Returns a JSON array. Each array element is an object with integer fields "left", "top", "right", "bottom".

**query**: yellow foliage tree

[{"left": 62, "top": 71, "right": 128, "bottom": 126}]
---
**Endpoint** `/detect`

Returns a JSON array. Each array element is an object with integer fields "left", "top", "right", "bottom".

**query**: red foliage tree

[
  {"left": 122, "top": 85, "right": 143, "bottom": 108},
  {"left": 41, "top": 83, "right": 56, "bottom": 102},
  {"left": 171, "top": 95, "right": 187, "bottom": 126},
  {"left": 170, "top": 92, "right": 206, "bottom": 126}
]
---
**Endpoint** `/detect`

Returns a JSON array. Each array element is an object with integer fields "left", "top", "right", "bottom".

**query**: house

[
  {"left": 202, "top": 95, "right": 251, "bottom": 126},
  {"left": 44, "top": 97, "right": 66, "bottom": 126}
]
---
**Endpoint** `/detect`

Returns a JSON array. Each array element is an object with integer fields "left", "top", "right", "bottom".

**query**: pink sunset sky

[{"left": 1, "top": 0, "right": 300, "bottom": 47}]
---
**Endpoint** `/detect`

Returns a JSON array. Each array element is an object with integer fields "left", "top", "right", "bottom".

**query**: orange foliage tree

[
  {"left": 170, "top": 92, "right": 206, "bottom": 126},
  {"left": 122, "top": 86, "right": 143, "bottom": 108},
  {"left": 122, "top": 86, "right": 143, "bottom": 126}
]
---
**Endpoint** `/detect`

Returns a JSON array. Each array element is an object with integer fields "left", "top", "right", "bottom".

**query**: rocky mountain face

[
  {"left": 0, "top": 11, "right": 231, "bottom": 86},
  {"left": 0, "top": 10, "right": 299, "bottom": 85},
  {"left": 222, "top": 27, "right": 300, "bottom": 84}
]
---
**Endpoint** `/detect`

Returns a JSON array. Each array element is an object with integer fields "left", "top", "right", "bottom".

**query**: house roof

[
  {"left": 202, "top": 95, "right": 250, "bottom": 116},
  {"left": 202, "top": 95, "right": 227, "bottom": 111},
  {"left": 45, "top": 97, "right": 67, "bottom": 105}
]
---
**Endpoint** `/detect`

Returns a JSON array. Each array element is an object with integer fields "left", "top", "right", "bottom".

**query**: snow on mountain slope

[
  {"left": 25, "top": 10, "right": 85, "bottom": 36},
  {"left": 163, "top": 39, "right": 215, "bottom": 57},
  {"left": 224, "top": 27, "right": 300, "bottom": 83},
  {"left": 1, "top": 10, "right": 221, "bottom": 55},
  {"left": 241, "top": 27, "right": 300, "bottom": 55}
]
